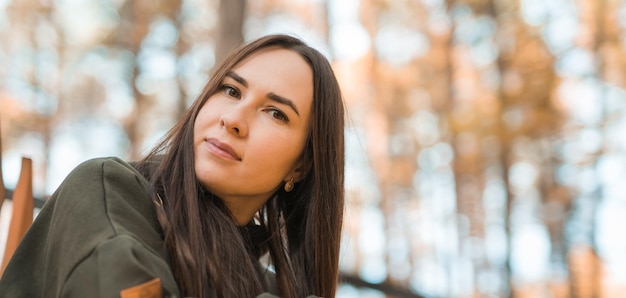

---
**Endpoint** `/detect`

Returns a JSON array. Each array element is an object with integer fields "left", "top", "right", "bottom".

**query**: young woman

[{"left": 0, "top": 34, "right": 345, "bottom": 298}]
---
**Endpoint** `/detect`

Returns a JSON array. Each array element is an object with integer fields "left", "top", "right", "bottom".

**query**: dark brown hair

[{"left": 138, "top": 34, "right": 345, "bottom": 297}]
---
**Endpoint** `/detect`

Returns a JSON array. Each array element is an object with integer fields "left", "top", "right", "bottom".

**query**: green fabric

[
  {"left": 0, "top": 157, "right": 179, "bottom": 297},
  {"left": 0, "top": 157, "right": 287, "bottom": 298}
]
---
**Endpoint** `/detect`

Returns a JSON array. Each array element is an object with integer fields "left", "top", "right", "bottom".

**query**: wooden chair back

[
  {"left": 0, "top": 122, "right": 34, "bottom": 276},
  {"left": 0, "top": 119, "right": 5, "bottom": 210}
]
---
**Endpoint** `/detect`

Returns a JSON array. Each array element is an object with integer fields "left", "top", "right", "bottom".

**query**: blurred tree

[
  {"left": 215, "top": 0, "right": 246, "bottom": 65},
  {"left": 104, "top": 0, "right": 184, "bottom": 159},
  {"left": 1, "top": 0, "right": 61, "bottom": 195},
  {"left": 2, "top": 0, "right": 626, "bottom": 297}
]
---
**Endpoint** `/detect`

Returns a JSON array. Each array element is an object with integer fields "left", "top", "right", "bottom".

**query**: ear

[{"left": 286, "top": 158, "right": 311, "bottom": 183}]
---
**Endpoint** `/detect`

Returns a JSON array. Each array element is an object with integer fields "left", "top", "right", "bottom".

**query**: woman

[{"left": 0, "top": 34, "right": 345, "bottom": 297}]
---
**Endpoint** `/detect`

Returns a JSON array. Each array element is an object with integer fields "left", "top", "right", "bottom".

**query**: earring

[{"left": 284, "top": 177, "right": 295, "bottom": 192}]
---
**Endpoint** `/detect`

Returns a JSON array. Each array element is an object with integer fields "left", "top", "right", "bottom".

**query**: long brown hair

[{"left": 138, "top": 34, "right": 345, "bottom": 297}]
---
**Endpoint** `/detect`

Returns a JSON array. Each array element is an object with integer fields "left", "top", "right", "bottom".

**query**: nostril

[{"left": 221, "top": 116, "right": 243, "bottom": 135}]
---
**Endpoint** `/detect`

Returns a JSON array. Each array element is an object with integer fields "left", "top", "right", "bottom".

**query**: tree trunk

[{"left": 214, "top": 0, "right": 246, "bottom": 66}]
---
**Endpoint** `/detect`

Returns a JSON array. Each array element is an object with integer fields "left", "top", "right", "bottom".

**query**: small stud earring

[{"left": 284, "top": 177, "right": 295, "bottom": 192}]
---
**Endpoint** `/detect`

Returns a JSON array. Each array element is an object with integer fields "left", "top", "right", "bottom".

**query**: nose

[{"left": 219, "top": 106, "right": 249, "bottom": 137}]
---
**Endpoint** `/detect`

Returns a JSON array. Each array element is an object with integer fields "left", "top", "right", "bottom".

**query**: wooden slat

[
  {"left": 1, "top": 157, "right": 33, "bottom": 275},
  {"left": 3, "top": 189, "right": 46, "bottom": 209},
  {"left": 0, "top": 118, "right": 5, "bottom": 209}
]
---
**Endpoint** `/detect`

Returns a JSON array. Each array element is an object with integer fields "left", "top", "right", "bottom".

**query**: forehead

[
  {"left": 233, "top": 47, "right": 311, "bottom": 79},
  {"left": 231, "top": 47, "right": 314, "bottom": 111}
]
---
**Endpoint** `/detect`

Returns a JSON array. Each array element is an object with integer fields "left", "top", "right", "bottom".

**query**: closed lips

[{"left": 206, "top": 138, "right": 241, "bottom": 161}]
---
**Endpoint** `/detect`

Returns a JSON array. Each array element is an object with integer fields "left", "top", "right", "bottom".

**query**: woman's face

[{"left": 193, "top": 48, "right": 313, "bottom": 216}]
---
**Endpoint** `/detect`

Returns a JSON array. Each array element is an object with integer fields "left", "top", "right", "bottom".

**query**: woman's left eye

[
  {"left": 222, "top": 85, "right": 240, "bottom": 98},
  {"left": 267, "top": 108, "right": 289, "bottom": 122}
]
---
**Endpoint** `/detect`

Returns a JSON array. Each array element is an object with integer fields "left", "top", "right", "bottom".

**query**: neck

[{"left": 221, "top": 196, "right": 269, "bottom": 226}]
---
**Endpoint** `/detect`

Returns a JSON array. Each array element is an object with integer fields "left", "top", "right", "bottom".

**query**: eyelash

[
  {"left": 221, "top": 84, "right": 240, "bottom": 98},
  {"left": 220, "top": 84, "right": 289, "bottom": 123},
  {"left": 266, "top": 108, "right": 289, "bottom": 123}
]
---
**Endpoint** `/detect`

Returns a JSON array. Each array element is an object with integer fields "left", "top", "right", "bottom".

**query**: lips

[{"left": 205, "top": 138, "right": 242, "bottom": 161}]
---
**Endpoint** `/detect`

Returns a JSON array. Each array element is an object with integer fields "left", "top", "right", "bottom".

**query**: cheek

[
  {"left": 258, "top": 134, "right": 307, "bottom": 168},
  {"left": 192, "top": 120, "right": 202, "bottom": 146},
  {"left": 194, "top": 106, "right": 217, "bottom": 135}
]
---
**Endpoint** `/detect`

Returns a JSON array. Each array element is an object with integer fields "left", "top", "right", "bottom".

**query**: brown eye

[
  {"left": 222, "top": 85, "right": 240, "bottom": 98},
  {"left": 267, "top": 108, "right": 288, "bottom": 122}
]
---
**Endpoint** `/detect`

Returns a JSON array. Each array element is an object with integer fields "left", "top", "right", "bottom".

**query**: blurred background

[{"left": 1, "top": 0, "right": 626, "bottom": 297}]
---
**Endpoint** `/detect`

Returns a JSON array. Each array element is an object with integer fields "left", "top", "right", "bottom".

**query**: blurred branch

[{"left": 3, "top": 189, "right": 46, "bottom": 209}]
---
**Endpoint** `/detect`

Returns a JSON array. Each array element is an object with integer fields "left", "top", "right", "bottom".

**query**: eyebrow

[
  {"left": 226, "top": 71, "right": 248, "bottom": 87},
  {"left": 226, "top": 71, "right": 301, "bottom": 117}
]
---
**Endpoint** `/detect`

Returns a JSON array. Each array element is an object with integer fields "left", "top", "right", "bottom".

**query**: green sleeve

[
  {"left": 61, "top": 235, "right": 179, "bottom": 297},
  {"left": 0, "top": 157, "right": 181, "bottom": 297}
]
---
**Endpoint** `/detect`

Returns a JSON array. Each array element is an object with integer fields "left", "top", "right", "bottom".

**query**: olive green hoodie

[{"left": 0, "top": 157, "right": 281, "bottom": 298}]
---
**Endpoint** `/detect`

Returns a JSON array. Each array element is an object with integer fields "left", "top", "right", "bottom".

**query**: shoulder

[
  {"left": 56, "top": 157, "right": 150, "bottom": 208},
  {"left": 0, "top": 157, "right": 165, "bottom": 296},
  {"left": 45, "top": 156, "right": 159, "bottom": 243},
  {"left": 66, "top": 157, "right": 145, "bottom": 185},
  {"left": 53, "top": 157, "right": 146, "bottom": 199},
  {"left": 56, "top": 156, "right": 160, "bottom": 244},
  {"left": 50, "top": 157, "right": 152, "bottom": 223}
]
